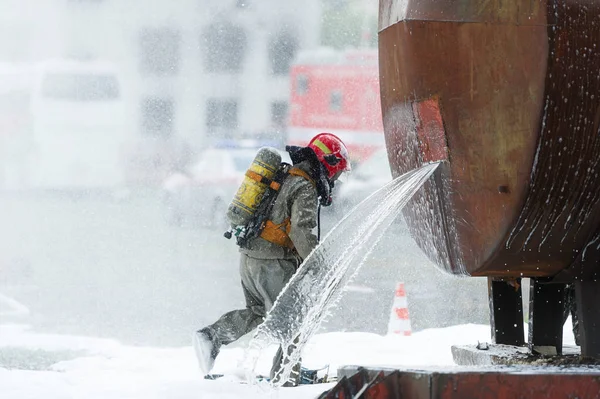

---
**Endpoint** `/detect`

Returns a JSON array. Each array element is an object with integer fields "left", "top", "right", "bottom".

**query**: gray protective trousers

[{"left": 205, "top": 254, "right": 298, "bottom": 368}]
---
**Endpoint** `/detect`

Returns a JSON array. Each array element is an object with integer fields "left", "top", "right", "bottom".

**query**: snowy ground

[
  {"left": 0, "top": 323, "right": 488, "bottom": 398},
  {"left": 0, "top": 321, "right": 579, "bottom": 398}
]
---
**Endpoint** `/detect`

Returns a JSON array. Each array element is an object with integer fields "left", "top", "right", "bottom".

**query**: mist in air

[{"left": 0, "top": 0, "right": 488, "bottom": 352}]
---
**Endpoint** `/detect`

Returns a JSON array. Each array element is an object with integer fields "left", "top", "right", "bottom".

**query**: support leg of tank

[
  {"left": 488, "top": 277, "right": 524, "bottom": 346},
  {"left": 528, "top": 279, "right": 565, "bottom": 356},
  {"left": 574, "top": 281, "right": 600, "bottom": 358},
  {"left": 562, "top": 284, "right": 580, "bottom": 346}
]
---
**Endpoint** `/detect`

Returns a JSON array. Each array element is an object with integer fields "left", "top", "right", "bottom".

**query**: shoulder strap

[
  {"left": 245, "top": 170, "right": 283, "bottom": 191},
  {"left": 288, "top": 167, "right": 316, "bottom": 188}
]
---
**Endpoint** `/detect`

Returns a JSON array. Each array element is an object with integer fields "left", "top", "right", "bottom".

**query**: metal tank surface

[{"left": 378, "top": 0, "right": 600, "bottom": 359}]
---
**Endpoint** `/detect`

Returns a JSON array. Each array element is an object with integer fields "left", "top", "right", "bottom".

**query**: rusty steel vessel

[
  {"left": 379, "top": 0, "right": 599, "bottom": 279},
  {"left": 377, "top": 0, "right": 600, "bottom": 357}
]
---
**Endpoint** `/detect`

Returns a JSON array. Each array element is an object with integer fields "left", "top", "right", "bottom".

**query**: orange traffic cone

[{"left": 387, "top": 282, "right": 412, "bottom": 336}]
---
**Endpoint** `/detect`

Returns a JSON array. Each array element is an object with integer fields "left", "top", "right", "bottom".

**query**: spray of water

[{"left": 242, "top": 162, "right": 440, "bottom": 386}]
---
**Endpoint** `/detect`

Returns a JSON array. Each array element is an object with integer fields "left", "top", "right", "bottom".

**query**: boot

[{"left": 193, "top": 328, "right": 220, "bottom": 375}]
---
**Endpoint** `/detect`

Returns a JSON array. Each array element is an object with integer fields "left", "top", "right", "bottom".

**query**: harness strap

[
  {"left": 245, "top": 170, "right": 282, "bottom": 191},
  {"left": 259, "top": 167, "right": 315, "bottom": 249},
  {"left": 288, "top": 167, "right": 316, "bottom": 188},
  {"left": 260, "top": 219, "right": 293, "bottom": 248}
]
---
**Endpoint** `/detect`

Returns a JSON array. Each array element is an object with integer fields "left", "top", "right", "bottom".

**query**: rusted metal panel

[
  {"left": 365, "top": 371, "right": 430, "bottom": 399},
  {"left": 502, "top": 1, "right": 600, "bottom": 277},
  {"left": 433, "top": 373, "right": 600, "bottom": 399},
  {"left": 413, "top": 98, "right": 448, "bottom": 163},
  {"left": 378, "top": 0, "right": 600, "bottom": 279},
  {"left": 556, "top": 227, "right": 600, "bottom": 281},
  {"left": 324, "top": 367, "right": 600, "bottom": 399}
]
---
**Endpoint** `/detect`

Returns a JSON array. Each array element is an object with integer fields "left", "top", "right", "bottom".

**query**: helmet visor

[{"left": 331, "top": 168, "right": 350, "bottom": 183}]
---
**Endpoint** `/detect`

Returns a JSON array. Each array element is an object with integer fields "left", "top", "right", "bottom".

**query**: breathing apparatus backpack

[
  {"left": 224, "top": 147, "right": 292, "bottom": 248},
  {"left": 226, "top": 147, "right": 282, "bottom": 228},
  {"left": 224, "top": 146, "right": 329, "bottom": 249}
]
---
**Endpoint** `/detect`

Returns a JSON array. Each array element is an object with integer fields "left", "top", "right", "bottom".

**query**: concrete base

[{"left": 451, "top": 344, "right": 585, "bottom": 366}]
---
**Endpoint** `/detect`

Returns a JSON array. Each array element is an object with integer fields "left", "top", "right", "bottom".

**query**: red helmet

[{"left": 308, "top": 133, "right": 351, "bottom": 180}]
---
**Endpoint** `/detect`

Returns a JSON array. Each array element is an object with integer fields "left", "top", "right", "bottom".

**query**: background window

[
  {"left": 203, "top": 24, "right": 247, "bottom": 73},
  {"left": 141, "top": 97, "right": 174, "bottom": 137},
  {"left": 269, "top": 31, "right": 298, "bottom": 75},
  {"left": 271, "top": 101, "right": 288, "bottom": 127},
  {"left": 139, "top": 28, "right": 181, "bottom": 75},
  {"left": 330, "top": 90, "right": 343, "bottom": 112},
  {"left": 296, "top": 74, "right": 309, "bottom": 95},
  {"left": 206, "top": 99, "right": 238, "bottom": 131},
  {"left": 42, "top": 73, "right": 119, "bottom": 101}
]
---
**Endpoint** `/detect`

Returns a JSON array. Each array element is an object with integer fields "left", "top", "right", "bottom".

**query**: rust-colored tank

[
  {"left": 379, "top": 0, "right": 600, "bottom": 279},
  {"left": 378, "top": 0, "right": 600, "bottom": 357}
]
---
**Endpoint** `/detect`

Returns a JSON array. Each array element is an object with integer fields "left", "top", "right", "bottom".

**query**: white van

[{"left": 0, "top": 59, "right": 129, "bottom": 190}]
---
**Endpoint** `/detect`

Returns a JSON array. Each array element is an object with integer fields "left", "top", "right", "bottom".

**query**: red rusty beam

[
  {"left": 433, "top": 372, "right": 600, "bottom": 399},
  {"left": 323, "top": 368, "right": 600, "bottom": 399}
]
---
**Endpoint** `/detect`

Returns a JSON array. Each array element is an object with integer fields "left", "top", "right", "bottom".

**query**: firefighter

[{"left": 193, "top": 133, "right": 351, "bottom": 384}]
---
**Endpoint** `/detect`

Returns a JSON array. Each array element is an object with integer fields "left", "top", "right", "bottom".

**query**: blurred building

[{"left": 0, "top": 0, "right": 321, "bottom": 185}]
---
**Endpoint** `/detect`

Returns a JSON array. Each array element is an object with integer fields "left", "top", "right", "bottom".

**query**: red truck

[{"left": 288, "top": 48, "right": 384, "bottom": 163}]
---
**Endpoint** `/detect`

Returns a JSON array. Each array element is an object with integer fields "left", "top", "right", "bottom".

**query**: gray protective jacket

[{"left": 239, "top": 160, "right": 319, "bottom": 260}]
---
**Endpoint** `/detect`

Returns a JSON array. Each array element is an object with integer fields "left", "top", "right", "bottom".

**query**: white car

[
  {"left": 162, "top": 147, "right": 256, "bottom": 228},
  {"left": 162, "top": 146, "right": 290, "bottom": 229}
]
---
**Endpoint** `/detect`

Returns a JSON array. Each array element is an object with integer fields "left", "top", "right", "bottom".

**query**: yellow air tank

[{"left": 227, "top": 147, "right": 282, "bottom": 227}]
